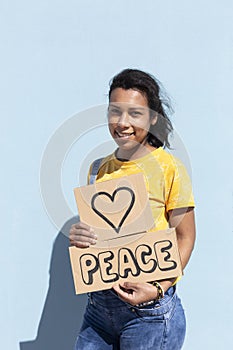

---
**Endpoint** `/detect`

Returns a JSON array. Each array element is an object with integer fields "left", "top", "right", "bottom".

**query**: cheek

[
  {"left": 108, "top": 121, "right": 115, "bottom": 135},
  {"left": 133, "top": 116, "right": 151, "bottom": 130},
  {"left": 135, "top": 123, "right": 151, "bottom": 134}
]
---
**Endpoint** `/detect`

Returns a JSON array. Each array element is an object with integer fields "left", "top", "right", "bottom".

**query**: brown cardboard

[
  {"left": 69, "top": 228, "right": 182, "bottom": 294},
  {"left": 70, "top": 173, "right": 182, "bottom": 294},
  {"left": 73, "top": 173, "right": 155, "bottom": 247}
]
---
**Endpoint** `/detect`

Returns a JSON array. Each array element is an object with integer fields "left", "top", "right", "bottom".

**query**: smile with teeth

[{"left": 115, "top": 131, "right": 135, "bottom": 138}]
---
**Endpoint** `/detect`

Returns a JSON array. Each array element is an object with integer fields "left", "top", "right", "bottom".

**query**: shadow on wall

[{"left": 20, "top": 216, "right": 87, "bottom": 350}]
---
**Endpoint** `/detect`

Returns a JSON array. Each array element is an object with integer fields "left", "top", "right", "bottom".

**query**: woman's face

[{"left": 108, "top": 88, "right": 157, "bottom": 158}]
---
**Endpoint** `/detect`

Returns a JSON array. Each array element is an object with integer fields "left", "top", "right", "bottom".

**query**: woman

[{"left": 69, "top": 68, "right": 196, "bottom": 349}]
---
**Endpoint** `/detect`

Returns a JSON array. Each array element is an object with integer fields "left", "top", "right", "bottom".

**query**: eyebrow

[
  {"left": 109, "top": 104, "right": 121, "bottom": 108},
  {"left": 128, "top": 107, "right": 146, "bottom": 111},
  {"left": 109, "top": 104, "right": 146, "bottom": 110}
]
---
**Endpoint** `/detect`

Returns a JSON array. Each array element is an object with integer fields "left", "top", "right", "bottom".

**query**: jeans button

[{"left": 131, "top": 308, "right": 135, "bottom": 312}]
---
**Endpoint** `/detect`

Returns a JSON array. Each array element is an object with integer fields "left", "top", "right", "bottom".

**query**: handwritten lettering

[
  {"left": 79, "top": 240, "right": 176, "bottom": 285},
  {"left": 80, "top": 254, "right": 99, "bottom": 285},
  {"left": 99, "top": 251, "right": 119, "bottom": 283},
  {"left": 154, "top": 240, "right": 177, "bottom": 271}
]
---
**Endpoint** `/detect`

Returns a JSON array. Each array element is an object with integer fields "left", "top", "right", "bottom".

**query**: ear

[{"left": 150, "top": 114, "right": 157, "bottom": 126}]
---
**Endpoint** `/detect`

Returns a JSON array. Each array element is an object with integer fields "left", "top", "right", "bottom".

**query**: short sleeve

[
  {"left": 87, "top": 164, "right": 92, "bottom": 185},
  {"left": 165, "top": 159, "right": 195, "bottom": 211}
]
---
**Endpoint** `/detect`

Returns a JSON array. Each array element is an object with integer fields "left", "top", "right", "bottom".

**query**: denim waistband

[
  {"left": 88, "top": 286, "right": 176, "bottom": 312},
  {"left": 88, "top": 289, "right": 124, "bottom": 308}
]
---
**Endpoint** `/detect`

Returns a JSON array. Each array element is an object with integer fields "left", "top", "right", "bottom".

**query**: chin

[{"left": 115, "top": 139, "right": 137, "bottom": 149}]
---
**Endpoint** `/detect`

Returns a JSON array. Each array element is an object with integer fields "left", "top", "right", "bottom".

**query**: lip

[{"left": 115, "top": 130, "right": 135, "bottom": 139}]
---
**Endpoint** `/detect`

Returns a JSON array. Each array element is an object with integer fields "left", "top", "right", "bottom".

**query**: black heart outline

[{"left": 91, "top": 186, "right": 135, "bottom": 233}]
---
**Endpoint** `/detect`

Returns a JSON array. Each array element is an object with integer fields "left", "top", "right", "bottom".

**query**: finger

[
  {"left": 69, "top": 227, "right": 98, "bottom": 240},
  {"left": 113, "top": 284, "right": 133, "bottom": 298},
  {"left": 70, "top": 235, "right": 97, "bottom": 246},
  {"left": 73, "top": 222, "right": 93, "bottom": 231},
  {"left": 112, "top": 284, "right": 121, "bottom": 293},
  {"left": 69, "top": 229, "right": 97, "bottom": 246},
  {"left": 112, "top": 285, "right": 128, "bottom": 301},
  {"left": 74, "top": 229, "right": 97, "bottom": 239},
  {"left": 122, "top": 281, "right": 139, "bottom": 291},
  {"left": 70, "top": 240, "right": 91, "bottom": 248}
]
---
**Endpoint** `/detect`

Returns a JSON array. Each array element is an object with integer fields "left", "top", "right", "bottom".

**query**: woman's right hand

[{"left": 69, "top": 221, "right": 98, "bottom": 248}]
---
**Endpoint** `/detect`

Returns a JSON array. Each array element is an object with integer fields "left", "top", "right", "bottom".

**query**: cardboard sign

[
  {"left": 69, "top": 228, "right": 182, "bottom": 294},
  {"left": 73, "top": 173, "right": 155, "bottom": 247},
  {"left": 70, "top": 173, "right": 182, "bottom": 294}
]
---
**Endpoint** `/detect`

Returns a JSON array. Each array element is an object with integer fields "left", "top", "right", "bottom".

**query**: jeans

[{"left": 75, "top": 286, "right": 186, "bottom": 350}]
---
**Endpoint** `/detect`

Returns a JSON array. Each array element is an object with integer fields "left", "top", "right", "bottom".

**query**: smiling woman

[
  {"left": 69, "top": 68, "right": 196, "bottom": 350},
  {"left": 108, "top": 68, "right": 173, "bottom": 151},
  {"left": 108, "top": 88, "right": 157, "bottom": 160}
]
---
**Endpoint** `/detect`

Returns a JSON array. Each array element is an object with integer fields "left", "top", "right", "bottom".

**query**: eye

[
  {"left": 130, "top": 110, "right": 143, "bottom": 117},
  {"left": 108, "top": 107, "right": 122, "bottom": 116}
]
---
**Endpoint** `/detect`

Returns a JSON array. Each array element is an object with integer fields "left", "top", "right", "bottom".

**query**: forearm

[
  {"left": 177, "top": 235, "right": 195, "bottom": 270},
  {"left": 158, "top": 207, "right": 196, "bottom": 293},
  {"left": 157, "top": 239, "right": 195, "bottom": 293},
  {"left": 169, "top": 207, "right": 196, "bottom": 268}
]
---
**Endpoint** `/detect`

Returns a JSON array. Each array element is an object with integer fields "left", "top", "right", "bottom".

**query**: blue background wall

[{"left": 1, "top": 1, "right": 233, "bottom": 349}]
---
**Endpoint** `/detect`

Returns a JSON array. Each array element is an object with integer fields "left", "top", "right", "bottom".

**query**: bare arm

[
  {"left": 168, "top": 207, "right": 196, "bottom": 269},
  {"left": 156, "top": 207, "right": 196, "bottom": 292}
]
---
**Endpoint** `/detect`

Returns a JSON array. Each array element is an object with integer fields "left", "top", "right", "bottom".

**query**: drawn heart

[{"left": 91, "top": 186, "right": 135, "bottom": 233}]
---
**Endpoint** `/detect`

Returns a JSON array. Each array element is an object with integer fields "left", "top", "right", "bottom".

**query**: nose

[{"left": 117, "top": 111, "right": 130, "bottom": 127}]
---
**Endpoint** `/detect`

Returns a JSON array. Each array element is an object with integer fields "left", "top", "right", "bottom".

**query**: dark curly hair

[{"left": 108, "top": 68, "right": 173, "bottom": 149}]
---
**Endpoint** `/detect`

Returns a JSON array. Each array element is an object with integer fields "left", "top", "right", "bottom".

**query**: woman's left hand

[{"left": 112, "top": 282, "right": 158, "bottom": 306}]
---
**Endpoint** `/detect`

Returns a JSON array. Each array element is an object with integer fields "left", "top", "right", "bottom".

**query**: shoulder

[
  {"left": 88, "top": 153, "right": 115, "bottom": 184},
  {"left": 154, "top": 148, "right": 191, "bottom": 180},
  {"left": 154, "top": 147, "right": 181, "bottom": 170},
  {"left": 90, "top": 153, "right": 115, "bottom": 172}
]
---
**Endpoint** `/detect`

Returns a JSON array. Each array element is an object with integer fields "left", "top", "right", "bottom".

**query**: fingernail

[{"left": 91, "top": 239, "right": 97, "bottom": 245}]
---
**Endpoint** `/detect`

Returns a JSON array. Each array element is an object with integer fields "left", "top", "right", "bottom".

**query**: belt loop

[{"left": 88, "top": 292, "right": 94, "bottom": 305}]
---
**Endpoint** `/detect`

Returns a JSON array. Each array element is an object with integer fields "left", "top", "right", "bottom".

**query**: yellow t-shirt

[{"left": 88, "top": 147, "right": 195, "bottom": 232}]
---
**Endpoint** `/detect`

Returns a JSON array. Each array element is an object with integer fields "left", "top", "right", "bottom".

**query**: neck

[{"left": 116, "top": 142, "right": 157, "bottom": 161}]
